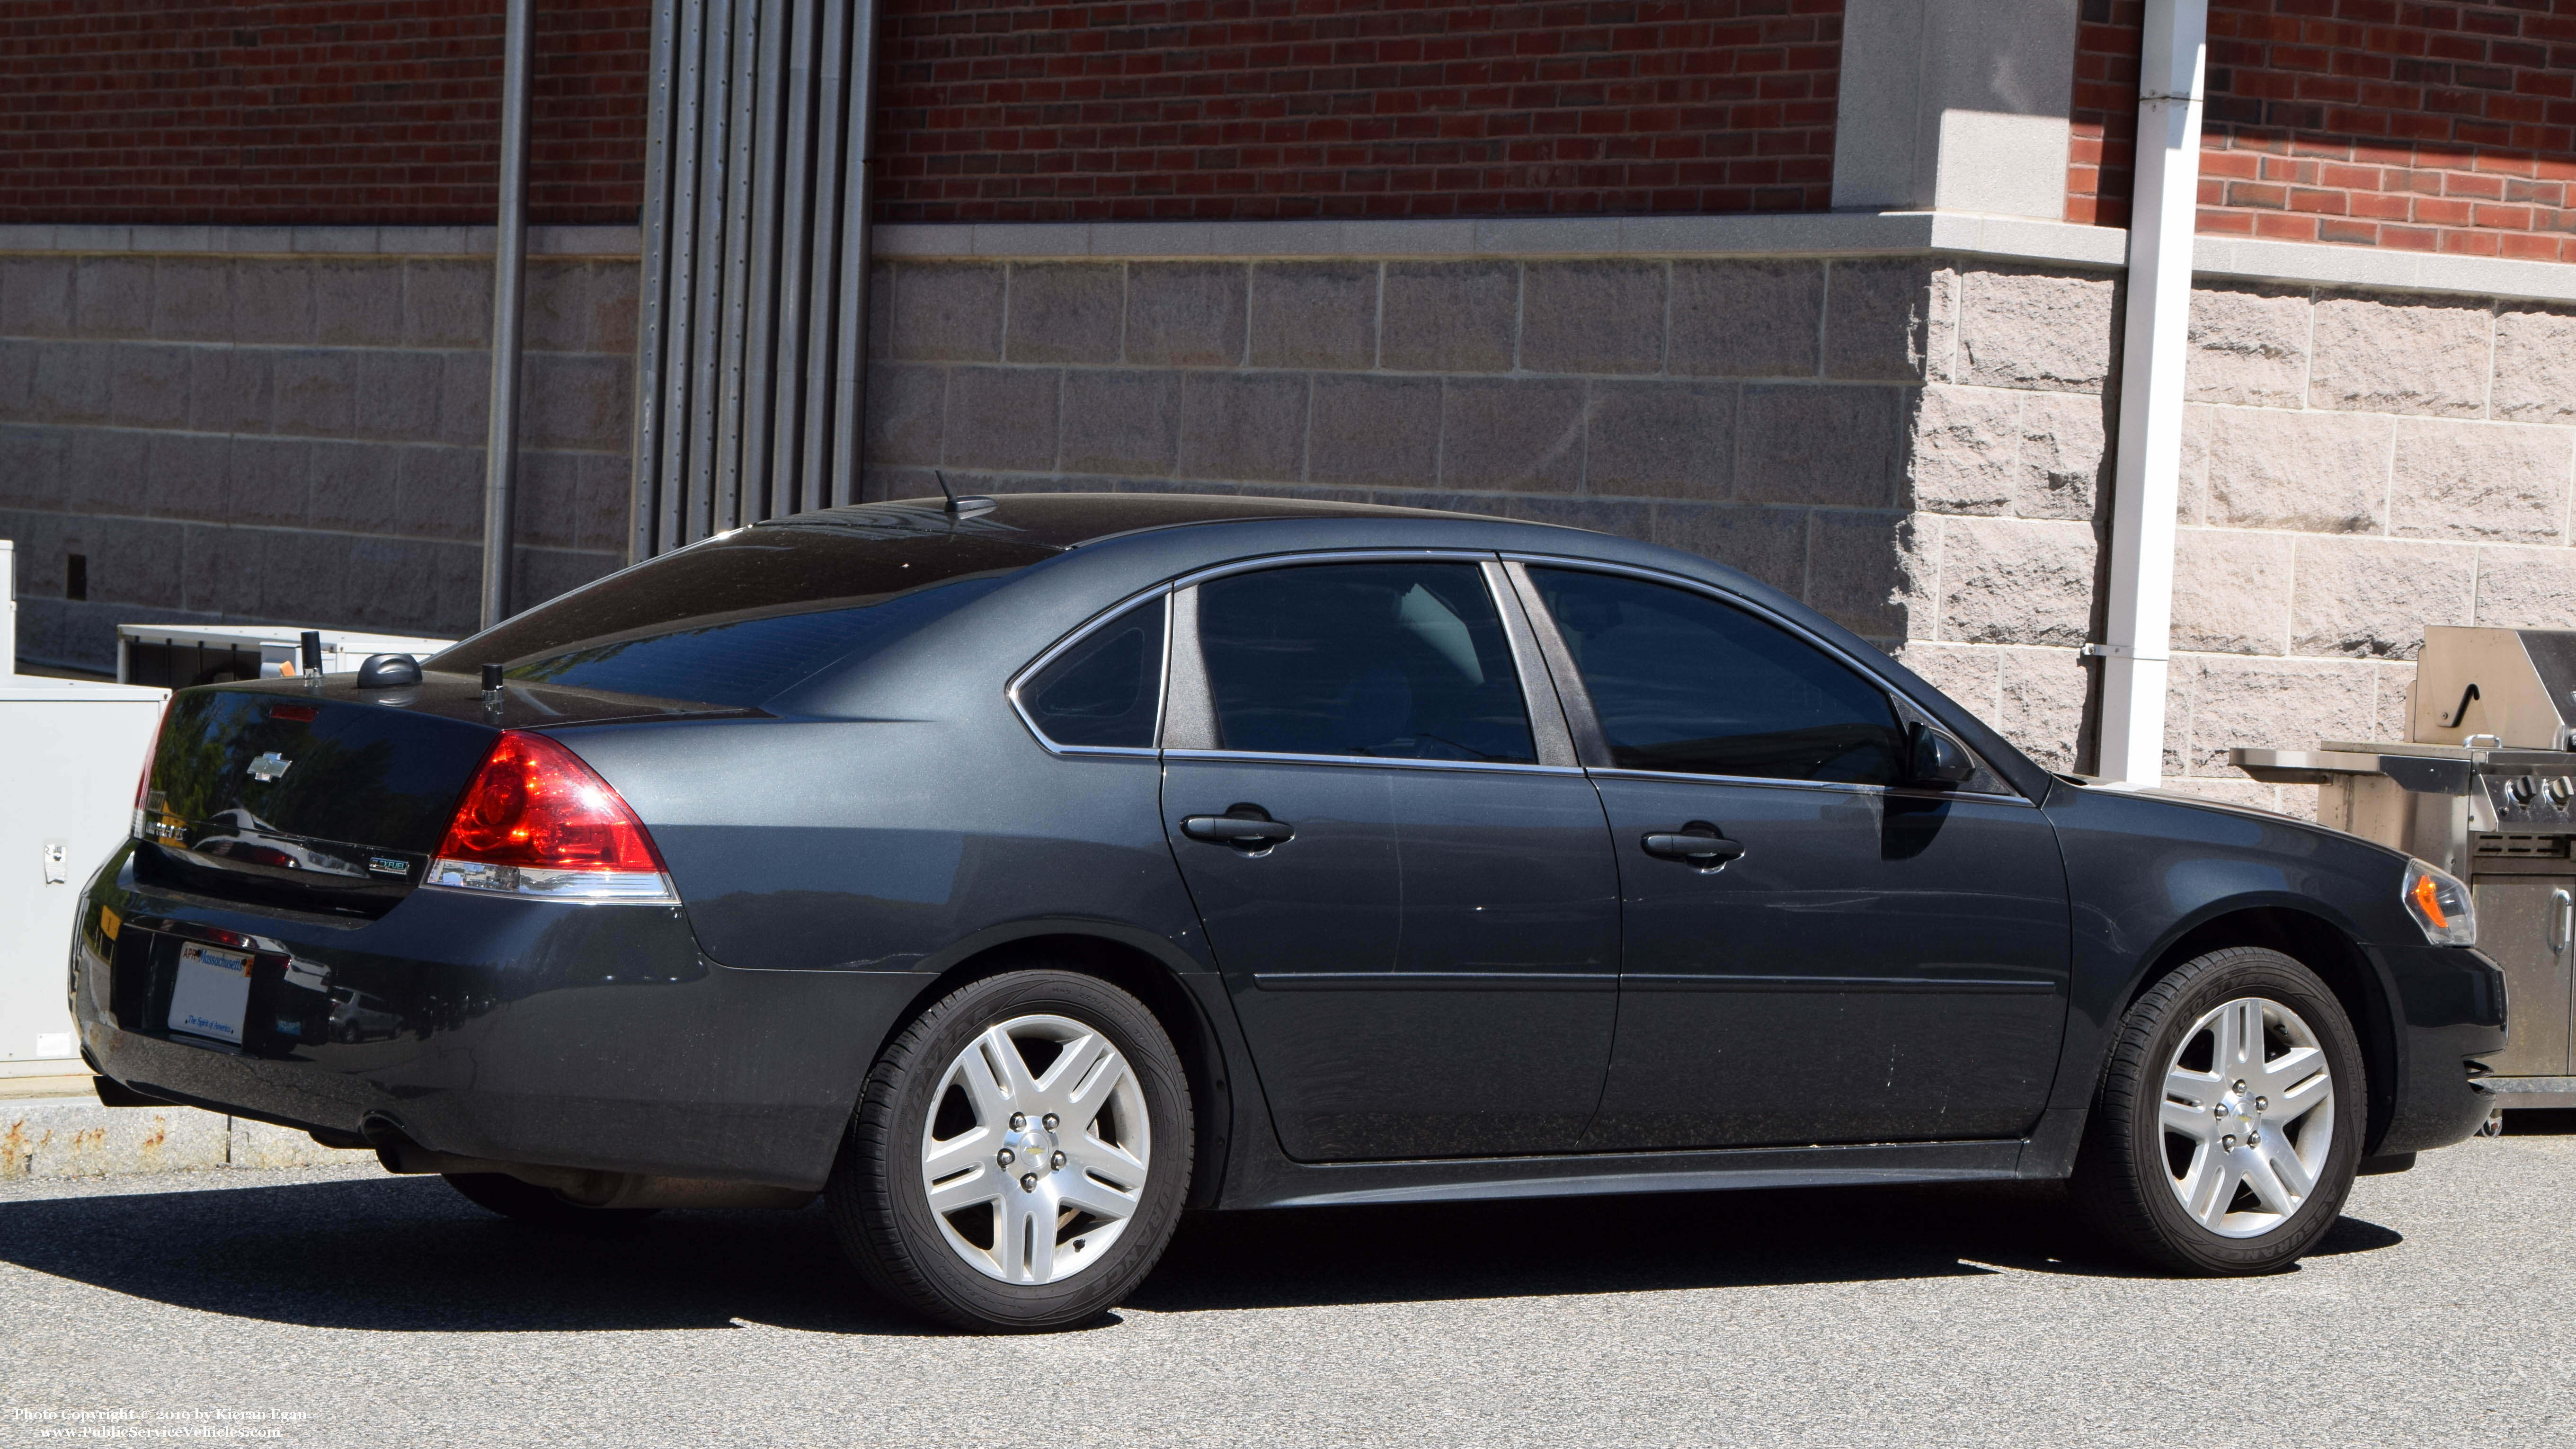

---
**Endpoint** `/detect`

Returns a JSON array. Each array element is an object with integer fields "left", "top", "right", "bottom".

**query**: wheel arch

[{"left": 2124, "top": 904, "right": 2402, "bottom": 1156}]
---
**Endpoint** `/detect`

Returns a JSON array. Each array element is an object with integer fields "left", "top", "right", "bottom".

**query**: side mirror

[{"left": 1906, "top": 722, "right": 1976, "bottom": 787}]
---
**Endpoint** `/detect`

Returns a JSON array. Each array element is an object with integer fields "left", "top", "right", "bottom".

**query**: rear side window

[
  {"left": 1528, "top": 568, "right": 1902, "bottom": 785},
  {"left": 1196, "top": 562, "right": 1535, "bottom": 764},
  {"left": 1019, "top": 596, "right": 1167, "bottom": 749},
  {"left": 430, "top": 522, "right": 1057, "bottom": 707}
]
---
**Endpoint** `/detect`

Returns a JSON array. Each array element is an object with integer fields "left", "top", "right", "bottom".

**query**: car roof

[{"left": 761, "top": 492, "right": 1506, "bottom": 551}]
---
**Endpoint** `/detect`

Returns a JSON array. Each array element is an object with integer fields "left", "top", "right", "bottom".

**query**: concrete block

[
  {"left": 1999, "top": 645, "right": 2089, "bottom": 771},
  {"left": 1177, "top": 370, "right": 1307, "bottom": 482},
  {"left": 0, "top": 1101, "right": 230, "bottom": 1180},
  {"left": 1669, "top": 259, "right": 1824, "bottom": 380},
  {"left": 2473, "top": 544, "right": 2576, "bottom": 629},
  {"left": 312, "top": 260, "right": 406, "bottom": 347},
  {"left": 337, "top": 534, "right": 439, "bottom": 629},
  {"left": 1504, "top": 494, "right": 1656, "bottom": 544},
  {"left": 511, "top": 546, "right": 620, "bottom": 620},
  {"left": 1380, "top": 261, "right": 1518, "bottom": 373},
  {"left": 395, "top": 443, "right": 485, "bottom": 541},
  {"left": 2183, "top": 654, "right": 2377, "bottom": 774},
  {"left": 2290, "top": 534, "right": 2474, "bottom": 659},
  {"left": 91, "top": 517, "right": 187, "bottom": 609},
  {"left": 271, "top": 348, "right": 358, "bottom": 438},
  {"left": 944, "top": 365, "right": 1062, "bottom": 472},
  {"left": 1519, "top": 260, "right": 1665, "bottom": 375},
  {"left": 1308, "top": 374, "right": 1439, "bottom": 488},
  {"left": 862, "top": 363, "right": 946, "bottom": 466},
  {"left": 1058, "top": 370, "right": 1180, "bottom": 478},
  {"left": 505, "top": 451, "right": 580, "bottom": 549},
  {"left": 1804, "top": 508, "right": 1912, "bottom": 639},
  {"left": 2308, "top": 292, "right": 2491, "bottom": 418},
  {"left": 573, "top": 452, "right": 630, "bottom": 553},
  {"left": 2011, "top": 391, "right": 2108, "bottom": 522},
  {"left": 2203, "top": 407, "right": 2392, "bottom": 535},
  {"left": 308, "top": 440, "right": 402, "bottom": 534},
  {"left": 0, "top": 425, "right": 71, "bottom": 510},
  {"left": 2158, "top": 777, "right": 2308, "bottom": 819},
  {"left": 256, "top": 526, "right": 353, "bottom": 623},
  {"left": 228, "top": 1117, "right": 374, "bottom": 1170},
  {"left": 1652, "top": 503, "right": 1809, "bottom": 596},
  {"left": 232, "top": 259, "right": 314, "bottom": 345},
  {"left": 1585, "top": 379, "right": 1733, "bottom": 500},
  {"left": 1958, "top": 267, "right": 2118, "bottom": 394},
  {"left": 1250, "top": 262, "right": 1377, "bottom": 371},
  {"left": 586, "top": 262, "right": 640, "bottom": 356},
  {"left": 403, "top": 259, "right": 492, "bottom": 348},
  {"left": 0, "top": 337, "right": 31, "bottom": 421},
  {"left": 1123, "top": 263, "right": 1246, "bottom": 367},
  {"left": 867, "top": 262, "right": 894, "bottom": 359},
  {"left": 890, "top": 262, "right": 1009, "bottom": 363},
  {"left": 520, "top": 352, "right": 629, "bottom": 453},
  {"left": 1935, "top": 516, "right": 2098, "bottom": 647},
  {"left": 2185, "top": 282, "right": 2311, "bottom": 409},
  {"left": 1824, "top": 259, "right": 1957, "bottom": 383},
  {"left": 1736, "top": 383, "right": 1907, "bottom": 508},
  {"left": 439, "top": 352, "right": 490, "bottom": 445},
  {"left": 2389, "top": 419, "right": 2574, "bottom": 543},
  {"left": 108, "top": 342, "right": 192, "bottom": 430},
  {"left": 522, "top": 259, "right": 594, "bottom": 354},
  {"left": 2374, "top": 660, "right": 2416, "bottom": 745},
  {"left": 67, "top": 427, "right": 151, "bottom": 517},
  {"left": 73, "top": 257, "right": 153, "bottom": 340},
  {"left": 2177, "top": 403, "right": 2210, "bottom": 524},
  {"left": 1892, "top": 640, "right": 2004, "bottom": 721},
  {"left": 0, "top": 256, "right": 76, "bottom": 338},
  {"left": 354, "top": 349, "right": 445, "bottom": 442},
  {"left": 1438, "top": 377, "right": 1584, "bottom": 492},
  {"left": 182, "top": 521, "right": 259, "bottom": 617},
  {"left": 32, "top": 340, "right": 112, "bottom": 424},
  {"left": 1004, "top": 263, "right": 1123, "bottom": 365},
  {"left": 224, "top": 437, "right": 312, "bottom": 529},
  {"left": 2491, "top": 305, "right": 2576, "bottom": 426},
  {"left": 187, "top": 347, "right": 271, "bottom": 434},
  {"left": 2168, "top": 528, "right": 2293, "bottom": 656},
  {"left": 145, "top": 431, "right": 232, "bottom": 523},
  {"left": 151, "top": 258, "right": 234, "bottom": 343}
]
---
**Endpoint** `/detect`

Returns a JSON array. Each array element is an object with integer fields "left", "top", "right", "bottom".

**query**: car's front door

[
  {"left": 1160, "top": 557, "right": 1622, "bottom": 1162},
  {"left": 1510, "top": 563, "right": 2072, "bottom": 1151}
]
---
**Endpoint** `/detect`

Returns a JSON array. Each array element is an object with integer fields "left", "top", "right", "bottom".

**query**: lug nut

[
  {"left": 2214, "top": 1105, "right": 2227, "bottom": 1118},
  {"left": 1051, "top": 1151, "right": 1066, "bottom": 1170},
  {"left": 997, "top": 1148, "right": 1014, "bottom": 1167},
  {"left": 2222, "top": 1134, "right": 2237, "bottom": 1150},
  {"left": 1043, "top": 1113, "right": 1060, "bottom": 1130},
  {"left": 1010, "top": 1112, "right": 1027, "bottom": 1130},
  {"left": 2235, "top": 1081, "right": 2247, "bottom": 1093},
  {"left": 2248, "top": 1130, "right": 2262, "bottom": 1145},
  {"left": 1020, "top": 1173, "right": 1037, "bottom": 1192},
  {"left": 2255, "top": 1096, "right": 2267, "bottom": 1110}
]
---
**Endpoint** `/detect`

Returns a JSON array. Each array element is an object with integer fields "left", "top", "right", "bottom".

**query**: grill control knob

[
  {"left": 2550, "top": 777, "right": 2574, "bottom": 807},
  {"left": 2510, "top": 776, "right": 2539, "bottom": 803}
]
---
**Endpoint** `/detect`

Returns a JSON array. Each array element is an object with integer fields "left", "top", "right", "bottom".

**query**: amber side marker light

[
  {"left": 426, "top": 731, "right": 678, "bottom": 903},
  {"left": 2401, "top": 858, "right": 2477, "bottom": 947}
]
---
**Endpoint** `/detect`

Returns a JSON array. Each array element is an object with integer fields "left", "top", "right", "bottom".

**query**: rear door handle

[
  {"left": 1641, "top": 829, "right": 1744, "bottom": 867},
  {"left": 1182, "top": 814, "right": 1295, "bottom": 845}
]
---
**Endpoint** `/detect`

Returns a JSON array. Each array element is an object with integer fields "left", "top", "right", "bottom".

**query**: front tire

[
  {"left": 2071, "top": 947, "right": 2364, "bottom": 1274},
  {"left": 829, "top": 968, "right": 1193, "bottom": 1332}
]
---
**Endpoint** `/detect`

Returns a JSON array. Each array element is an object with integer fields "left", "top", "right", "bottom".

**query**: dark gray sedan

[{"left": 75, "top": 494, "right": 2504, "bottom": 1330}]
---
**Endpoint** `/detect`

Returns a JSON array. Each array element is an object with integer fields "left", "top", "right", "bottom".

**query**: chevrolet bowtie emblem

[{"left": 248, "top": 752, "right": 293, "bottom": 782}]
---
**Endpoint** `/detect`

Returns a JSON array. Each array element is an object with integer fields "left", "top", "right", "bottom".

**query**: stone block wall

[{"left": 0, "top": 245, "right": 637, "bottom": 673}]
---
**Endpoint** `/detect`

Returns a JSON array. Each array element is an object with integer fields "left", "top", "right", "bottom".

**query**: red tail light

[{"left": 428, "top": 731, "right": 675, "bottom": 902}]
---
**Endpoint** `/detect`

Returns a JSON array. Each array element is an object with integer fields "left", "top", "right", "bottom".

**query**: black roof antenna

[{"left": 933, "top": 470, "right": 997, "bottom": 518}]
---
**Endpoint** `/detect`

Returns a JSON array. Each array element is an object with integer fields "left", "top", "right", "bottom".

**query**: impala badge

[{"left": 248, "top": 752, "right": 293, "bottom": 783}]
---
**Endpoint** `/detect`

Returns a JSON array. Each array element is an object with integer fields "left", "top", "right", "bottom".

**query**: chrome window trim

[
  {"left": 1163, "top": 747, "right": 1584, "bottom": 778},
  {"left": 1171, "top": 547, "right": 1507, "bottom": 592},
  {"left": 1004, "top": 585, "right": 1174, "bottom": 758},
  {"left": 1501, "top": 551, "right": 2030, "bottom": 802},
  {"left": 1583, "top": 765, "right": 2035, "bottom": 808},
  {"left": 1483, "top": 559, "right": 1577, "bottom": 769}
]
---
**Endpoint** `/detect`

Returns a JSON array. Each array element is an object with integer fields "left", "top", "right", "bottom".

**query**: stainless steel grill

[{"left": 2234, "top": 625, "right": 2576, "bottom": 1115}]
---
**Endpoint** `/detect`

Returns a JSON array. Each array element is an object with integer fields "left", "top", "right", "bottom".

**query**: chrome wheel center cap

[{"left": 1015, "top": 1126, "right": 1057, "bottom": 1182}]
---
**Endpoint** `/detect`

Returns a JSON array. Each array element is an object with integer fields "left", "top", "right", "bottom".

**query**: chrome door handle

[{"left": 2552, "top": 889, "right": 2570, "bottom": 954}]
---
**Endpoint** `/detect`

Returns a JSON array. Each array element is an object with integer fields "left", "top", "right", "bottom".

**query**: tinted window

[
  {"left": 427, "top": 519, "right": 1057, "bottom": 707},
  {"left": 1529, "top": 569, "right": 1902, "bottom": 784},
  {"left": 1022, "top": 596, "right": 1167, "bottom": 749},
  {"left": 1198, "top": 563, "right": 1535, "bottom": 764}
]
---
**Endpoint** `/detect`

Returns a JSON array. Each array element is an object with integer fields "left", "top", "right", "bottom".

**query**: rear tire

[
  {"left": 828, "top": 968, "right": 1193, "bottom": 1333},
  {"left": 2071, "top": 947, "right": 2364, "bottom": 1274},
  {"left": 442, "top": 1173, "right": 658, "bottom": 1232}
]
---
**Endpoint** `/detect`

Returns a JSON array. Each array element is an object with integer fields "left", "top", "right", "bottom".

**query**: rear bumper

[
  {"left": 74, "top": 844, "right": 929, "bottom": 1191},
  {"left": 2374, "top": 942, "right": 2509, "bottom": 1156}
]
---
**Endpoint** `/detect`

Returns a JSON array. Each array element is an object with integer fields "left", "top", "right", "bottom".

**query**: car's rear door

[
  {"left": 1508, "top": 562, "right": 2072, "bottom": 1151},
  {"left": 1158, "top": 556, "right": 1622, "bottom": 1161}
]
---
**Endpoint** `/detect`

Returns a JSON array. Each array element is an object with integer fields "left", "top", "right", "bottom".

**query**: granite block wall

[{"left": 0, "top": 248, "right": 637, "bottom": 672}]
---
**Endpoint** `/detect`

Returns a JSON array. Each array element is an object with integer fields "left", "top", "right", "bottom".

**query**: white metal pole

[
  {"left": 480, "top": 0, "right": 535, "bottom": 629},
  {"left": 2094, "top": 0, "right": 2208, "bottom": 786}
]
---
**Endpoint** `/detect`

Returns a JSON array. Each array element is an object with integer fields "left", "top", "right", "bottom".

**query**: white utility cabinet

[
  {"left": 118, "top": 622, "right": 456, "bottom": 688},
  {"left": 0, "top": 676, "right": 169, "bottom": 1069}
]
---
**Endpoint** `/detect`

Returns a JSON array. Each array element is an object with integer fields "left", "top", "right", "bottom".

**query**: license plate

[{"left": 169, "top": 942, "right": 253, "bottom": 1044}]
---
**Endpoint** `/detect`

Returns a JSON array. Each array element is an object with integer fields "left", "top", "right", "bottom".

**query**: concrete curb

[{"left": 0, "top": 1098, "right": 376, "bottom": 1180}]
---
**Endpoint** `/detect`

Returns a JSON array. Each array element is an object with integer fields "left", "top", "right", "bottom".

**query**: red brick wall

[
  {"left": 0, "top": 0, "right": 650, "bottom": 226},
  {"left": 2069, "top": 0, "right": 2576, "bottom": 260},
  {"left": 875, "top": 0, "right": 1846, "bottom": 222},
  {"left": 2070, "top": 0, "right": 2146, "bottom": 227}
]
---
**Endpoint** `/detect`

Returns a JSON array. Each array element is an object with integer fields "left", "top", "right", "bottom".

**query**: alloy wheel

[
  {"left": 919, "top": 1013, "right": 1152, "bottom": 1284},
  {"left": 2159, "top": 996, "right": 2336, "bottom": 1237}
]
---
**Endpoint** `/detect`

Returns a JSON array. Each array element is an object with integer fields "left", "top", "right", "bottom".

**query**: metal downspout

[
  {"left": 480, "top": 0, "right": 536, "bottom": 629},
  {"left": 2093, "top": 0, "right": 2210, "bottom": 785}
]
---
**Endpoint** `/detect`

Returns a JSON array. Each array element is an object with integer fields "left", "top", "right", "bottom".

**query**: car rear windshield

[{"left": 428, "top": 520, "right": 1061, "bottom": 707}]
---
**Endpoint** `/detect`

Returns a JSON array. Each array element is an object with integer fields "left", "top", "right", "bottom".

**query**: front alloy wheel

[{"left": 2155, "top": 996, "right": 2336, "bottom": 1236}]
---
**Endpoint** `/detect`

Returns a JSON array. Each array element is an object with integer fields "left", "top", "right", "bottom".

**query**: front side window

[
  {"left": 1528, "top": 568, "right": 1902, "bottom": 785},
  {"left": 1020, "top": 596, "right": 1167, "bottom": 749},
  {"left": 1197, "top": 562, "right": 1536, "bottom": 764}
]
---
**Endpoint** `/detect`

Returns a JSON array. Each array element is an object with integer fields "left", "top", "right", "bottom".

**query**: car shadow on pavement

[{"left": 0, "top": 1170, "right": 2407, "bottom": 1334}]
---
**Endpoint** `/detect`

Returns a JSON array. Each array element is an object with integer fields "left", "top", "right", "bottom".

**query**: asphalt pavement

[{"left": 5, "top": 1120, "right": 2573, "bottom": 1447}]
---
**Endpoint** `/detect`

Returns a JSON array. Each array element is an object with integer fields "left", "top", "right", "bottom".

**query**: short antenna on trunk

[{"left": 933, "top": 469, "right": 996, "bottom": 519}]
